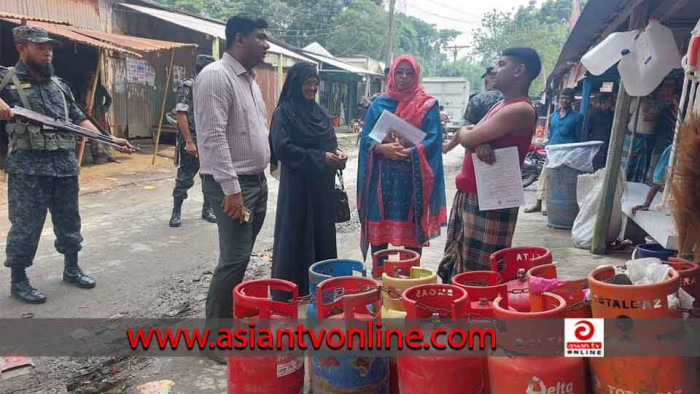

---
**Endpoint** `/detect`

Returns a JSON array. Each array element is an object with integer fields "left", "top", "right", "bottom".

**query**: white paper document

[
  {"left": 472, "top": 147, "right": 526, "bottom": 211},
  {"left": 369, "top": 110, "right": 427, "bottom": 146}
]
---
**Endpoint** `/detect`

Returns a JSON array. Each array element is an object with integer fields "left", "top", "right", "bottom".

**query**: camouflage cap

[
  {"left": 481, "top": 67, "right": 495, "bottom": 79},
  {"left": 196, "top": 54, "right": 216, "bottom": 69},
  {"left": 13, "top": 26, "right": 62, "bottom": 46}
]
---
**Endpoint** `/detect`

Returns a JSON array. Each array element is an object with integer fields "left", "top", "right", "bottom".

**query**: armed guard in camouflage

[
  {"left": 169, "top": 54, "right": 217, "bottom": 227},
  {"left": 0, "top": 26, "right": 134, "bottom": 304}
]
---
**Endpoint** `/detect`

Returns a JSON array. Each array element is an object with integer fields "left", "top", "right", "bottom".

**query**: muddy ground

[{"left": 0, "top": 134, "right": 627, "bottom": 393}]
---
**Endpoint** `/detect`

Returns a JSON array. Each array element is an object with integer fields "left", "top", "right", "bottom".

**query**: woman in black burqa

[{"left": 270, "top": 62, "right": 347, "bottom": 296}]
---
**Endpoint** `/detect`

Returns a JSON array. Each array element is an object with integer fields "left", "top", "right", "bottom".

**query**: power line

[{"left": 421, "top": 0, "right": 483, "bottom": 20}]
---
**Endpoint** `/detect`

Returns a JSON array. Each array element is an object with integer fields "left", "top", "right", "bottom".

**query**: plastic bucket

[{"left": 635, "top": 243, "right": 677, "bottom": 260}]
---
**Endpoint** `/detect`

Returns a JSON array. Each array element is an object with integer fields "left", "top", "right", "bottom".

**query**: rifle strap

[
  {"left": 51, "top": 77, "right": 70, "bottom": 123},
  {"left": 11, "top": 74, "right": 31, "bottom": 110},
  {"left": 0, "top": 67, "right": 15, "bottom": 92}
]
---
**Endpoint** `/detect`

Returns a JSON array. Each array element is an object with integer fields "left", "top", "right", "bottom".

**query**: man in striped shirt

[{"left": 194, "top": 14, "right": 271, "bottom": 335}]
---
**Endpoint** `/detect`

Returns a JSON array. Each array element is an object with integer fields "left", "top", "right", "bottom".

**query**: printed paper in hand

[
  {"left": 472, "top": 147, "right": 526, "bottom": 211},
  {"left": 369, "top": 110, "right": 426, "bottom": 146}
]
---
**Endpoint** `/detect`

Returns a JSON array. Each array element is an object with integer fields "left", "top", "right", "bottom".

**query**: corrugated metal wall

[
  {"left": 0, "top": 0, "right": 114, "bottom": 30},
  {"left": 256, "top": 66, "right": 282, "bottom": 125}
]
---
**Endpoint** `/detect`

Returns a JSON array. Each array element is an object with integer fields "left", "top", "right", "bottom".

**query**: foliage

[{"left": 472, "top": 0, "right": 576, "bottom": 96}]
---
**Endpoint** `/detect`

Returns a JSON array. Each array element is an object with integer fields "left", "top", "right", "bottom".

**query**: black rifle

[{"left": 11, "top": 106, "right": 140, "bottom": 152}]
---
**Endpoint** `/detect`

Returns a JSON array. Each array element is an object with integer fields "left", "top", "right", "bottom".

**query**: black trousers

[{"left": 202, "top": 174, "right": 267, "bottom": 320}]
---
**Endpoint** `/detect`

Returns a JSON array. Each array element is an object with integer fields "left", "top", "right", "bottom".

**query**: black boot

[
  {"left": 169, "top": 198, "right": 184, "bottom": 227},
  {"left": 11, "top": 278, "right": 47, "bottom": 304},
  {"left": 63, "top": 254, "right": 96, "bottom": 289},
  {"left": 201, "top": 200, "right": 216, "bottom": 223}
]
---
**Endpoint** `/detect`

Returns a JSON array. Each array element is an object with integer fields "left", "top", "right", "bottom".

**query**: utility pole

[
  {"left": 385, "top": 0, "right": 397, "bottom": 67},
  {"left": 445, "top": 45, "right": 469, "bottom": 75}
]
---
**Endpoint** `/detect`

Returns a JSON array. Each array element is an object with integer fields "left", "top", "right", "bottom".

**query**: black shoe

[
  {"left": 169, "top": 208, "right": 182, "bottom": 227},
  {"left": 169, "top": 198, "right": 184, "bottom": 227},
  {"left": 11, "top": 280, "right": 47, "bottom": 304},
  {"left": 201, "top": 207, "right": 216, "bottom": 223},
  {"left": 63, "top": 267, "right": 96, "bottom": 289}
]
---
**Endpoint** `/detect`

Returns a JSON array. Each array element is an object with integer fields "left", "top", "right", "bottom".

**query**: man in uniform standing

[
  {"left": 168, "top": 55, "right": 217, "bottom": 227},
  {"left": 0, "top": 26, "right": 134, "bottom": 304},
  {"left": 443, "top": 67, "right": 503, "bottom": 153}
]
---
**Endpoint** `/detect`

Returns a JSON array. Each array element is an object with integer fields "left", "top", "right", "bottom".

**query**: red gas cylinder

[
  {"left": 488, "top": 292, "right": 587, "bottom": 394},
  {"left": 527, "top": 264, "right": 591, "bottom": 318},
  {"left": 313, "top": 277, "right": 390, "bottom": 393},
  {"left": 451, "top": 271, "right": 508, "bottom": 393},
  {"left": 667, "top": 258, "right": 700, "bottom": 312},
  {"left": 451, "top": 271, "right": 508, "bottom": 318},
  {"left": 490, "top": 247, "right": 552, "bottom": 311},
  {"left": 372, "top": 248, "right": 420, "bottom": 279},
  {"left": 228, "top": 279, "right": 303, "bottom": 394},
  {"left": 398, "top": 284, "right": 487, "bottom": 394}
]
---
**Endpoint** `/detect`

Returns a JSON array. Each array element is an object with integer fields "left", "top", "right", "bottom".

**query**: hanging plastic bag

[{"left": 572, "top": 168, "right": 626, "bottom": 249}]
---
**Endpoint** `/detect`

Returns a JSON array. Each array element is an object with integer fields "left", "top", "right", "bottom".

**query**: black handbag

[{"left": 335, "top": 170, "right": 351, "bottom": 223}]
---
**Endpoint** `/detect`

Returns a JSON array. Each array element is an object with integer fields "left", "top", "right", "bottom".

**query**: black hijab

[{"left": 271, "top": 63, "right": 336, "bottom": 163}]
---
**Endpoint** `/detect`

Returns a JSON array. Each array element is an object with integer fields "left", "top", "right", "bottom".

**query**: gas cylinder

[
  {"left": 398, "top": 284, "right": 487, "bottom": 394},
  {"left": 372, "top": 248, "right": 420, "bottom": 279},
  {"left": 451, "top": 271, "right": 508, "bottom": 317},
  {"left": 312, "top": 277, "right": 389, "bottom": 393},
  {"left": 527, "top": 264, "right": 591, "bottom": 318},
  {"left": 667, "top": 258, "right": 700, "bottom": 312},
  {"left": 307, "top": 259, "right": 366, "bottom": 320},
  {"left": 488, "top": 292, "right": 587, "bottom": 394},
  {"left": 451, "top": 271, "right": 509, "bottom": 394},
  {"left": 587, "top": 266, "right": 698, "bottom": 393},
  {"left": 381, "top": 267, "right": 437, "bottom": 394},
  {"left": 227, "top": 279, "right": 304, "bottom": 394},
  {"left": 490, "top": 247, "right": 552, "bottom": 311}
]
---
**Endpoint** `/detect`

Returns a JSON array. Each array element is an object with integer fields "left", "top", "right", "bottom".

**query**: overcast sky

[{"left": 399, "top": 0, "right": 543, "bottom": 53}]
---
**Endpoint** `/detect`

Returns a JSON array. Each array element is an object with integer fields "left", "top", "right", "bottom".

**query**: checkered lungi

[{"left": 438, "top": 191, "right": 519, "bottom": 282}]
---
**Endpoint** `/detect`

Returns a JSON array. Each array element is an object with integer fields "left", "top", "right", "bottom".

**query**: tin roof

[
  {"left": 118, "top": 3, "right": 317, "bottom": 63},
  {"left": 0, "top": 11, "right": 69, "bottom": 25},
  {"left": 71, "top": 27, "right": 196, "bottom": 53},
  {"left": 1, "top": 18, "right": 142, "bottom": 57}
]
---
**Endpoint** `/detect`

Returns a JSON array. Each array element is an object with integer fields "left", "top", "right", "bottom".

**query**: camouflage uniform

[
  {"left": 1, "top": 61, "right": 86, "bottom": 269},
  {"left": 172, "top": 78, "right": 207, "bottom": 205},
  {"left": 463, "top": 90, "right": 503, "bottom": 126}
]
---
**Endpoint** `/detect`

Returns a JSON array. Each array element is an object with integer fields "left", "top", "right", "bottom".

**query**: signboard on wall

[{"left": 126, "top": 58, "right": 156, "bottom": 86}]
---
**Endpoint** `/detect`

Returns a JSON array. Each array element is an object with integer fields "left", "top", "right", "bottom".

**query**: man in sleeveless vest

[
  {"left": 438, "top": 47, "right": 541, "bottom": 282},
  {"left": 0, "top": 26, "right": 134, "bottom": 304},
  {"left": 169, "top": 54, "right": 217, "bottom": 227}
]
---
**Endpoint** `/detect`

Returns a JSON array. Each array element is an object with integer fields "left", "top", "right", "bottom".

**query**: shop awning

[
  {"left": 118, "top": 3, "right": 317, "bottom": 64},
  {"left": 1, "top": 18, "right": 142, "bottom": 57},
  {"left": 301, "top": 50, "right": 382, "bottom": 76},
  {"left": 70, "top": 27, "right": 196, "bottom": 53}
]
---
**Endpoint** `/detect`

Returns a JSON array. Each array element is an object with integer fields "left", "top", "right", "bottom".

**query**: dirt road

[{"left": 0, "top": 136, "right": 623, "bottom": 393}]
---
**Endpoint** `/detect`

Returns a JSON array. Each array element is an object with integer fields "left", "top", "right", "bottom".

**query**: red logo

[{"left": 574, "top": 320, "right": 594, "bottom": 341}]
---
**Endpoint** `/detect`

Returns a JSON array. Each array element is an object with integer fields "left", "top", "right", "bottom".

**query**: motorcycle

[{"left": 522, "top": 143, "right": 546, "bottom": 188}]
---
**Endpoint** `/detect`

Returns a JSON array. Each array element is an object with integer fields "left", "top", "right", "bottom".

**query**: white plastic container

[
  {"left": 582, "top": 30, "right": 638, "bottom": 76},
  {"left": 619, "top": 19, "right": 682, "bottom": 97}
]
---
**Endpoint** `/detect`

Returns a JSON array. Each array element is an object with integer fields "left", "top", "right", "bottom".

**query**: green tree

[
  {"left": 472, "top": 0, "right": 575, "bottom": 96},
  {"left": 321, "top": 0, "right": 388, "bottom": 59}
]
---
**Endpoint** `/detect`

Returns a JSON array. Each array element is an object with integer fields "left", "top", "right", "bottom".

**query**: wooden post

[
  {"left": 152, "top": 49, "right": 176, "bottom": 166},
  {"left": 623, "top": 97, "right": 641, "bottom": 178},
  {"left": 77, "top": 50, "right": 104, "bottom": 166},
  {"left": 591, "top": 81, "right": 633, "bottom": 254}
]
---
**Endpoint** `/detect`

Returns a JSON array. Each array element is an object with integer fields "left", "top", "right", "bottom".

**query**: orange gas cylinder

[
  {"left": 489, "top": 292, "right": 587, "bottom": 394},
  {"left": 527, "top": 264, "right": 591, "bottom": 318},
  {"left": 587, "top": 266, "right": 698, "bottom": 393},
  {"left": 490, "top": 247, "right": 552, "bottom": 311},
  {"left": 372, "top": 248, "right": 420, "bottom": 279},
  {"left": 398, "top": 284, "right": 487, "bottom": 394},
  {"left": 228, "top": 279, "right": 303, "bottom": 394},
  {"left": 667, "top": 258, "right": 700, "bottom": 311},
  {"left": 313, "top": 277, "right": 389, "bottom": 393},
  {"left": 451, "top": 270, "right": 508, "bottom": 393},
  {"left": 452, "top": 271, "right": 508, "bottom": 318}
]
